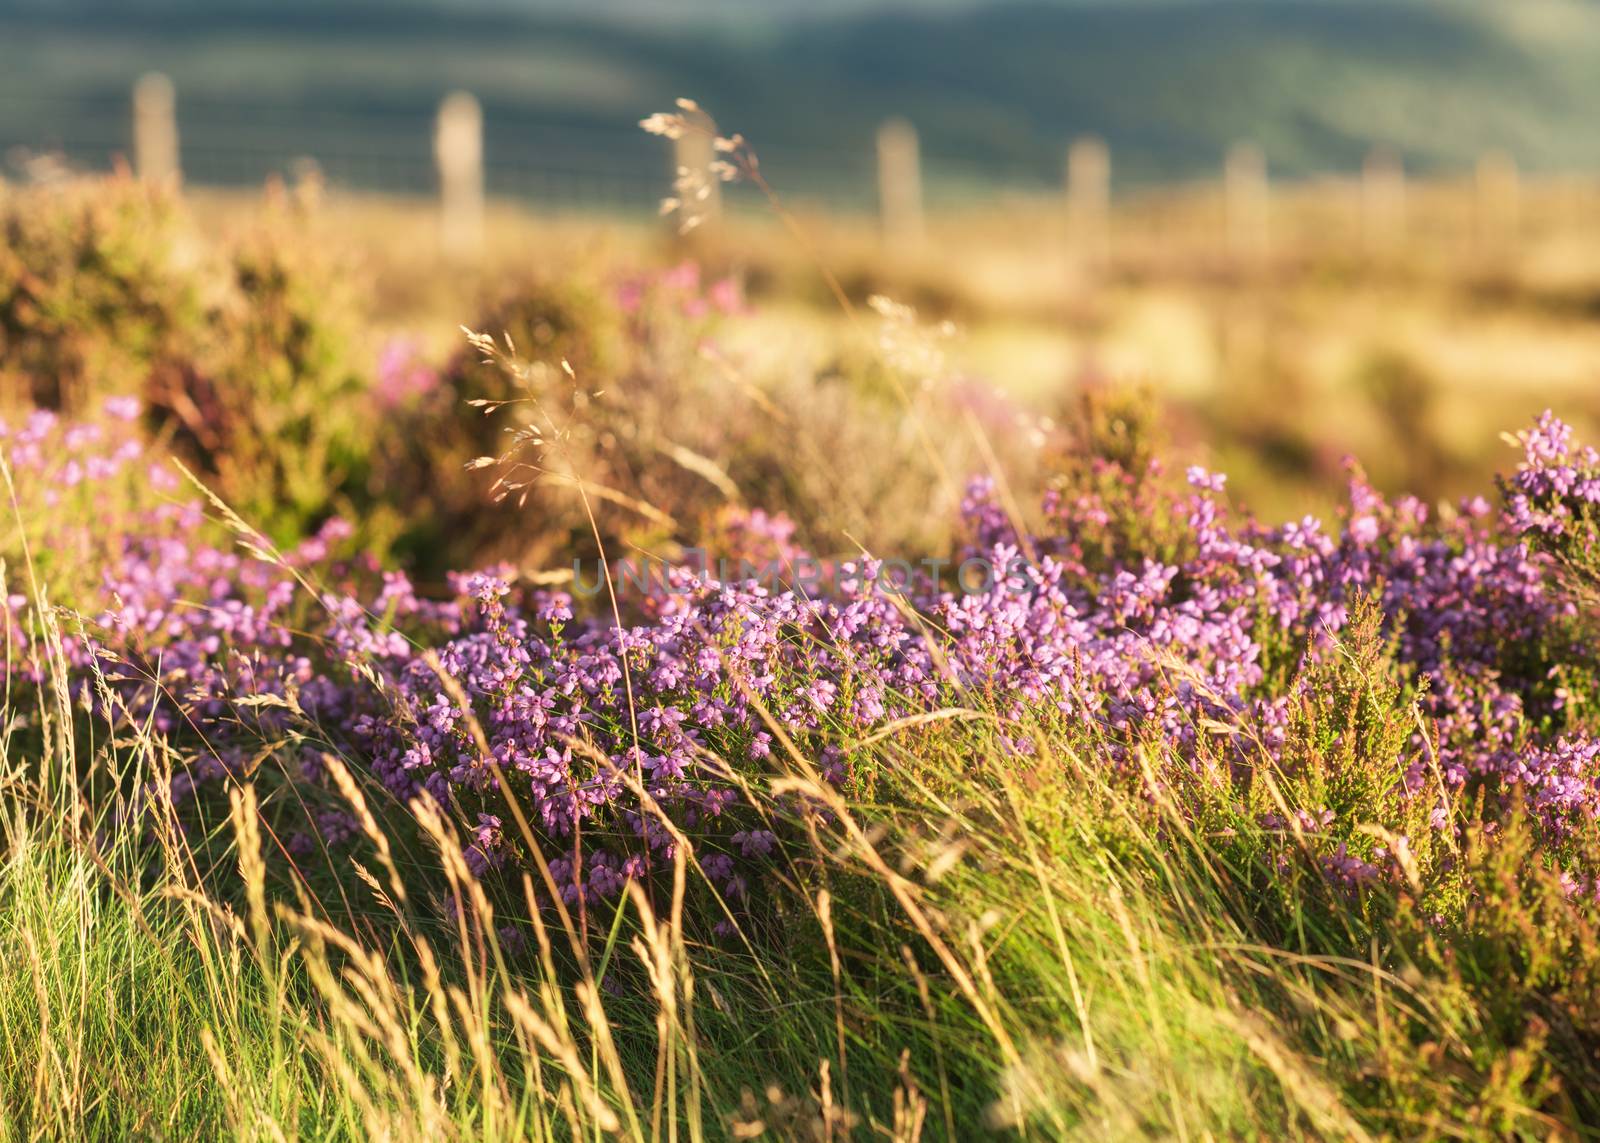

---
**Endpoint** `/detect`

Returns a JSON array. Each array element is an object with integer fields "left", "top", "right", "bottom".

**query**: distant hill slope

[{"left": 0, "top": 0, "right": 1594, "bottom": 204}]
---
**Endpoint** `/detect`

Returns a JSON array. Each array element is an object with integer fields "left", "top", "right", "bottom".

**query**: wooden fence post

[
  {"left": 1066, "top": 136, "right": 1110, "bottom": 270},
  {"left": 671, "top": 105, "right": 722, "bottom": 233},
  {"left": 1362, "top": 146, "right": 1407, "bottom": 249},
  {"left": 1225, "top": 141, "right": 1269, "bottom": 261},
  {"left": 877, "top": 118, "right": 925, "bottom": 252},
  {"left": 435, "top": 91, "right": 484, "bottom": 257},
  {"left": 133, "top": 73, "right": 180, "bottom": 185}
]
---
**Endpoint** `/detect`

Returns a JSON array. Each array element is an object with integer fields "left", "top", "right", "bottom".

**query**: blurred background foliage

[
  {"left": 4, "top": 0, "right": 1600, "bottom": 573},
  {"left": 3, "top": 1, "right": 1600, "bottom": 195},
  {"left": 4, "top": 168, "right": 1600, "bottom": 579}
]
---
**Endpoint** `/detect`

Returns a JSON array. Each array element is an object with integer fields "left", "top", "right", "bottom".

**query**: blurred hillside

[{"left": 1, "top": 0, "right": 1598, "bottom": 205}]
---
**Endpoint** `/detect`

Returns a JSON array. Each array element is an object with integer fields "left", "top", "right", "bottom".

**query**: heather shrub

[
  {"left": 378, "top": 273, "right": 655, "bottom": 572},
  {"left": 1037, "top": 380, "right": 1194, "bottom": 580},
  {"left": 12, "top": 404, "right": 1597, "bottom": 918},
  {"left": 0, "top": 398, "right": 174, "bottom": 609},
  {"left": 386, "top": 270, "right": 1028, "bottom": 576},
  {"left": 0, "top": 173, "right": 199, "bottom": 412},
  {"left": 15, "top": 344, "right": 1600, "bottom": 1131},
  {"left": 0, "top": 175, "right": 386, "bottom": 551},
  {"left": 450, "top": 274, "right": 623, "bottom": 401},
  {"left": 1503, "top": 410, "right": 1600, "bottom": 608},
  {"left": 10, "top": 127, "right": 1600, "bottom": 1134},
  {"left": 148, "top": 207, "right": 382, "bottom": 547}
]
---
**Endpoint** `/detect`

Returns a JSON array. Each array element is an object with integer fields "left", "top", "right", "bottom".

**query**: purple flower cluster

[
  {"left": 1502, "top": 410, "right": 1600, "bottom": 547},
  {"left": 1, "top": 401, "right": 153, "bottom": 501},
  {"left": 374, "top": 337, "right": 441, "bottom": 409},
  {"left": 7, "top": 402, "right": 1600, "bottom": 912}
]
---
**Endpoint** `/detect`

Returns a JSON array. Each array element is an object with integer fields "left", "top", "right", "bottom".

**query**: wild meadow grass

[
  {"left": 0, "top": 602, "right": 1463, "bottom": 1140},
  {"left": 5, "top": 395, "right": 1600, "bottom": 1140},
  {"left": 6, "top": 131, "right": 1600, "bottom": 1139}
]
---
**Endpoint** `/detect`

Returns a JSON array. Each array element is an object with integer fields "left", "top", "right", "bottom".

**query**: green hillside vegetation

[{"left": 0, "top": 0, "right": 1596, "bottom": 203}]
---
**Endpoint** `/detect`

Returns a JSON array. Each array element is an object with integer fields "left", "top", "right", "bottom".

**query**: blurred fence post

[
  {"left": 877, "top": 118, "right": 925, "bottom": 252},
  {"left": 435, "top": 91, "right": 484, "bottom": 258},
  {"left": 1066, "top": 136, "right": 1110, "bottom": 270},
  {"left": 1476, "top": 150, "right": 1520, "bottom": 249},
  {"left": 1225, "top": 142, "right": 1270, "bottom": 261},
  {"left": 672, "top": 105, "right": 722, "bottom": 233},
  {"left": 1362, "top": 147, "right": 1407, "bottom": 249},
  {"left": 288, "top": 156, "right": 325, "bottom": 212},
  {"left": 133, "top": 73, "right": 180, "bottom": 185}
]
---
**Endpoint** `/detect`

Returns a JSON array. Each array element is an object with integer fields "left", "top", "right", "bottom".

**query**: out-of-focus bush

[
  {"left": 1, "top": 181, "right": 1041, "bottom": 575},
  {"left": 374, "top": 273, "right": 625, "bottom": 572},
  {"left": 385, "top": 267, "right": 1041, "bottom": 578},
  {"left": 1039, "top": 380, "right": 1194, "bottom": 578},
  {"left": 0, "top": 175, "right": 383, "bottom": 549},
  {"left": 148, "top": 206, "right": 380, "bottom": 546},
  {"left": 0, "top": 174, "right": 200, "bottom": 412},
  {"left": 449, "top": 274, "right": 623, "bottom": 401}
]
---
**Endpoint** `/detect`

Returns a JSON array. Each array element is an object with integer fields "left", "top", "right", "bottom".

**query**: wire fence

[
  {"left": 5, "top": 81, "right": 1594, "bottom": 260},
  {"left": 0, "top": 87, "right": 1017, "bottom": 216}
]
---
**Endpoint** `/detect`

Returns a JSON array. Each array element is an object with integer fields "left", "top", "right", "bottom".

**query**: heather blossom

[
  {"left": 1502, "top": 410, "right": 1600, "bottom": 546},
  {"left": 6, "top": 404, "right": 1600, "bottom": 918}
]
